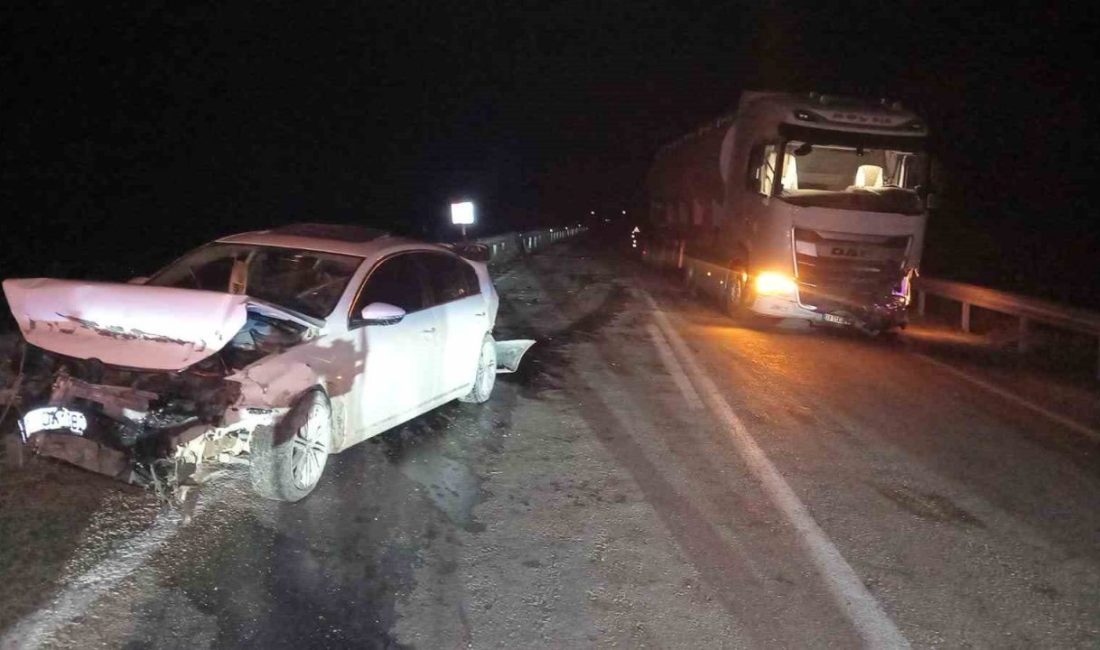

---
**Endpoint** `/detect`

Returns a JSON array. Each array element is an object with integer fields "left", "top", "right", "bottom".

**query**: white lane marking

[
  {"left": 640, "top": 289, "right": 910, "bottom": 649},
  {"left": 912, "top": 352, "right": 1100, "bottom": 443},
  {"left": 1, "top": 511, "right": 183, "bottom": 650},
  {"left": 0, "top": 473, "right": 241, "bottom": 650},
  {"left": 647, "top": 324, "right": 705, "bottom": 411}
]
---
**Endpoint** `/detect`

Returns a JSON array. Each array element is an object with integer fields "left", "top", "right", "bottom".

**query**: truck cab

[{"left": 648, "top": 91, "right": 932, "bottom": 332}]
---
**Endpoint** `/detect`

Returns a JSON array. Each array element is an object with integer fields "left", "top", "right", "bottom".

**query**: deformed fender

[
  {"left": 230, "top": 358, "right": 350, "bottom": 451},
  {"left": 232, "top": 360, "right": 325, "bottom": 409},
  {"left": 495, "top": 339, "right": 535, "bottom": 374}
]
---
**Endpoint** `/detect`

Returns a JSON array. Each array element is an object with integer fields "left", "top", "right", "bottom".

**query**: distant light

[
  {"left": 632, "top": 226, "right": 640, "bottom": 234},
  {"left": 450, "top": 201, "right": 475, "bottom": 225},
  {"left": 590, "top": 210, "right": 595, "bottom": 215},
  {"left": 622, "top": 210, "right": 626, "bottom": 215}
]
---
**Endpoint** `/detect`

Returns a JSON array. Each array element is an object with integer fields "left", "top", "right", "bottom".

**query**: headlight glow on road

[{"left": 755, "top": 271, "right": 798, "bottom": 297}]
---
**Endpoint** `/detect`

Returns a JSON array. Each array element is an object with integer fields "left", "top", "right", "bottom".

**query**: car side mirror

[{"left": 360, "top": 302, "right": 406, "bottom": 325}]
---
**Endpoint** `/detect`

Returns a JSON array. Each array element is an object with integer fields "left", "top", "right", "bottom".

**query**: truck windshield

[{"left": 777, "top": 141, "right": 927, "bottom": 215}]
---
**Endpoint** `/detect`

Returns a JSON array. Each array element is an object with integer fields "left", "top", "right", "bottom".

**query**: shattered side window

[
  {"left": 417, "top": 253, "right": 481, "bottom": 306},
  {"left": 148, "top": 244, "right": 363, "bottom": 319}
]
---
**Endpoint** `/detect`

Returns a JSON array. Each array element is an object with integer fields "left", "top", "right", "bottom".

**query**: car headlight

[{"left": 755, "top": 271, "right": 798, "bottom": 297}]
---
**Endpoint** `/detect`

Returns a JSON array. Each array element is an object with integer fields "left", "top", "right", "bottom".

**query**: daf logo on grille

[{"left": 831, "top": 246, "right": 869, "bottom": 258}]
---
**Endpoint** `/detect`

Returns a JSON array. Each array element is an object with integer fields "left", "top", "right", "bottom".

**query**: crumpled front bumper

[{"left": 25, "top": 431, "right": 141, "bottom": 484}]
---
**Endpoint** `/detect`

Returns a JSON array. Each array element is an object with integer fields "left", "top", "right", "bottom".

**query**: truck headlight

[{"left": 755, "top": 272, "right": 798, "bottom": 297}]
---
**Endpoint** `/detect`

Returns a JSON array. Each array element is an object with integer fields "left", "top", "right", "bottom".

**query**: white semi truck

[{"left": 646, "top": 91, "right": 932, "bottom": 332}]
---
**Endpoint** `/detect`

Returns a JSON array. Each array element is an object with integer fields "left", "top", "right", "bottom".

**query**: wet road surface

[{"left": 4, "top": 236, "right": 1100, "bottom": 648}]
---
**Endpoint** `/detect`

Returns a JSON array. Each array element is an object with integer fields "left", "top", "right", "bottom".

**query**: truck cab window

[
  {"left": 776, "top": 140, "right": 926, "bottom": 214},
  {"left": 746, "top": 143, "right": 779, "bottom": 196}
]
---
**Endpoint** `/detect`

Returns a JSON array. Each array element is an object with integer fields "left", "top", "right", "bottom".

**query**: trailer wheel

[
  {"left": 250, "top": 388, "right": 331, "bottom": 502},
  {"left": 683, "top": 267, "right": 698, "bottom": 297}
]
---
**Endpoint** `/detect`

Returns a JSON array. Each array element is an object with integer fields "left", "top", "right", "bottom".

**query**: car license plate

[
  {"left": 20, "top": 407, "right": 88, "bottom": 439},
  {"left": 823, "top": 313, "right": 850, "bottom": 325}
]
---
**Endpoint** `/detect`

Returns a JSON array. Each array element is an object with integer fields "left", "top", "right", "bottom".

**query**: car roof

[{"left": 216, "top": 223, "right": 446, "bottom": 258}]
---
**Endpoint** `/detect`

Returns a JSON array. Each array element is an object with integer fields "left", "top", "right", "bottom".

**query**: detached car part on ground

[{"left": 0, "top": 224, "right": 534, "bottom": 501}]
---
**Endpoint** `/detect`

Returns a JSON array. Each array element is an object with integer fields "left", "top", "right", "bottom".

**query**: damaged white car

[{"left": 2, "top": 223, "right": 532, "bottom": 501}]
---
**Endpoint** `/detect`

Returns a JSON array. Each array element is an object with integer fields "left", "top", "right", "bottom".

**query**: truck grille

[{"left": 793, "top": 228, "right": 909, "bottom": 312}]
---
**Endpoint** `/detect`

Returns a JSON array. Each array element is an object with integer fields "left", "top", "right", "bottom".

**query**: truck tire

[
  {"left": 683, "top": 267, "right": 698, "bottom": 297},
  {"left": 723, "top": 268, "right": 749, "bottom": 317},
  {"left": 250, "top": 388, "right": 331, "bottom": 502},
  {"left": 459, "top": 334, "right": 496, "bottom": 404}
]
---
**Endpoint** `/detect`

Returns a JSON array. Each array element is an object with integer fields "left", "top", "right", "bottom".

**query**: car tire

[
  {"left": 459, "top": 333, "right": 496, "bottom": 404},
  {"left": 250, "top": 388, "right": 331, "bottom": 502}
]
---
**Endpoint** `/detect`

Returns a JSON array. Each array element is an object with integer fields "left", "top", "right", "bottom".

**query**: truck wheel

[
  {"left": 250, "top": 389, "right": 331, "bottom": 502},
  {"left": 723, "top": 269, "right": 748, "bottom": 317},
  {"left": 459, "top": 334, "right": 496, "bottom": 404},
  {"left": 717, "top": 268, "right": 752, "bottom": 318}
]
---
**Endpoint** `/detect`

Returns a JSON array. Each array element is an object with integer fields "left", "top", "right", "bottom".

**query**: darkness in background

[{"left": 1, "top": 2, "right": 1097, "bottom": 305}]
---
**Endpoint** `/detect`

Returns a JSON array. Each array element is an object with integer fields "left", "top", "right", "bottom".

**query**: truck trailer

[{"left": 646, "top": 91, "right": 932, "bottom": 332}]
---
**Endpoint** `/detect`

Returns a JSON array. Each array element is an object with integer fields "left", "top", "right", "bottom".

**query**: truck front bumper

[{"left": 750, "top": 295, "right": 908, "bottom": 331}]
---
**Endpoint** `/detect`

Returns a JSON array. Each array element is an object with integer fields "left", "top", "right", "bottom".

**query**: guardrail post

[
  {"left": 1018, "top": 317, "right": 1030, "bottom": 353},
  {"left": 961, "top": 302, "right": 971, "bottom": 333},
  {"left": 917, "top": 290, "right": 926, "bottom": 317}
]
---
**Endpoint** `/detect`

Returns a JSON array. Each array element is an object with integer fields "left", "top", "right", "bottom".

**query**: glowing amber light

[{"left": 755, "top": 272, "right": 798, "bottom": 296}]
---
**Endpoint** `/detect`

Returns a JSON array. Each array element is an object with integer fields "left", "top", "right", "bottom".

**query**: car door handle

[
  {"left": 421, "top": 327, "right": 437, "bottom": 334},
  {"left": 474, "top": 312, "right": 486, "bottom": 317}
]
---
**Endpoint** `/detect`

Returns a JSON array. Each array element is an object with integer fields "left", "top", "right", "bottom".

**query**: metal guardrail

[
  {"left": 473, "top": 226, "right": 587, "bottom": 264},
  {"left": 915, "top": 277, "right": 1100, "bottom": 378}
]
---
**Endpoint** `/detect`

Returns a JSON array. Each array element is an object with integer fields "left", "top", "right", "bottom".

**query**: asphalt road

[{"left": 3, "top": 235, "right": 1100, "bottom": 648}]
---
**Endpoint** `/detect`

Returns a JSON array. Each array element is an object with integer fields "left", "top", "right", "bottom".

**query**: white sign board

[{"left": 450, "top": 201, "right": 475, "bottom": 225}]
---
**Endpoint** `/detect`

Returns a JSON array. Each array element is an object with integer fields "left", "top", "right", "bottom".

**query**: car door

[
  {"left": 345, "top": 253, "right": 441, "bottom": 442},
  {"left": 416, "top": 252, "right": 489, "bottom": 399}
]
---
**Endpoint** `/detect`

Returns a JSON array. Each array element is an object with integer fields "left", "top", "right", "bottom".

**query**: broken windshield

[
  {"left": 777, "top": 140, "right": 927, "bottom": 214},
  {"left": 147, "top": 243, "right": 363, "bottom": 319}
]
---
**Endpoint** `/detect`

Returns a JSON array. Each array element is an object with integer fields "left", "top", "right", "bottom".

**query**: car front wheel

[
  {"left": 250, "top": 388, "right": 331, "bottom": 502},
  {"left": 459, "top": 333, "right": 496, "bottom": 404}
]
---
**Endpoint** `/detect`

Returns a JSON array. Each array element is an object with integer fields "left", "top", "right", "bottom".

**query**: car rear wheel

[
  {"left": 459, "top": 334, "right": 496, "bottom": 404},
  {"left": 250, "top": 388, "right": 331, "bottom": 502}
]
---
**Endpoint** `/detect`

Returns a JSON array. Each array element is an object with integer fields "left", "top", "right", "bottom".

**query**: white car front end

[{"left": 1, "top": 224, "right": 531, "bottom": 501}]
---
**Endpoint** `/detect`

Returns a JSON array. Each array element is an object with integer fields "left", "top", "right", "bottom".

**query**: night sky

[{"left": 2, "top": 2, "right": 1098, "bottom": 304}]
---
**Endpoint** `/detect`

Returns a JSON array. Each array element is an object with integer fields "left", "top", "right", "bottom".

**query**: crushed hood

[{"left": 2, "top": 278, "right": 249, "bottom": 371}]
